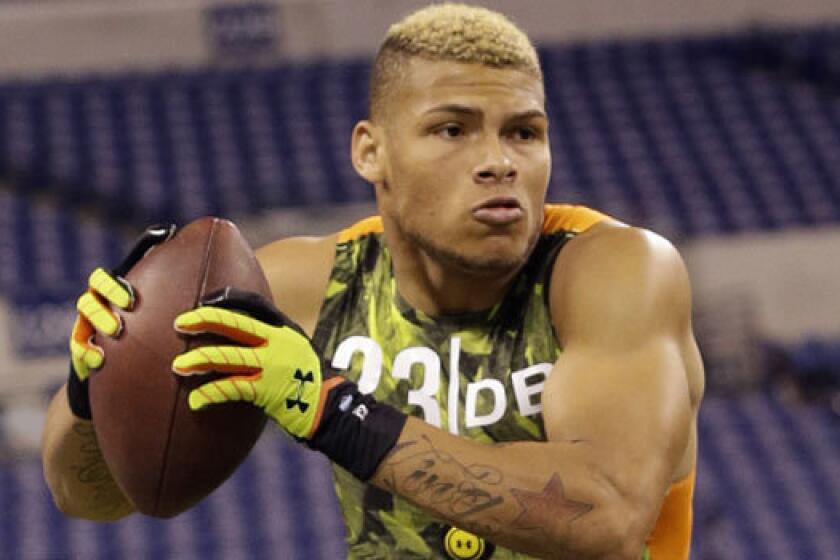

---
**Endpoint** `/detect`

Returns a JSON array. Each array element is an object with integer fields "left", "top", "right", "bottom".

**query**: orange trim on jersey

[
  {"left": 542, "top": 204, "right": 613, "bottom": 233},
  {"left": 647, "top": 470, "right": 695, "bottom": 560},
  {"left": 337, "top": 216, "right": 384, "bottom": 243},
  {"left": 338, "top": 205, "right": 612, "bottom": 243}
]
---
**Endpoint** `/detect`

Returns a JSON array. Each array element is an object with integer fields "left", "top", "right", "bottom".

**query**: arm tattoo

[
  {"left": 510, "top": 474, "right": 594, "bottom": 538},
  {"left": 384, "top": 436, "right": 595, "bottom": 540},
  {"left": 70, "top": 423, "right": 126, "bottom": 516},
  {"left": 385, "top": 435, "right": 505, "bottom": 519}
]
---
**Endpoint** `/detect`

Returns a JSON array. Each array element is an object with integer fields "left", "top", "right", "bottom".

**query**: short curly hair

[{"left": 369, "top": 3, "right": 542, "bottom": 121}]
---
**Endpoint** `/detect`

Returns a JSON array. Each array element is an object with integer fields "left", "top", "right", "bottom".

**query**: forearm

[
  {"left": 370, "top": 417, "right": 642, "bottom": 559},
  {"left": 41, "top": 385, "right": 135, "bottom": 521}
]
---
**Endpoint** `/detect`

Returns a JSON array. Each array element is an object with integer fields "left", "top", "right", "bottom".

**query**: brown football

[{"left": 89, "top": 217, "right": 269, "bottom": 518}]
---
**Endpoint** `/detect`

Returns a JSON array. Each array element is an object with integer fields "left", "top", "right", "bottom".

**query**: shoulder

[
  {"left": 557, "top": 221, "right": 684, "bottom": 273},
  {"left": 549, "top": 222, "right": 691, "bottom": 347},
  {"left": 256, "top": 233, "right": 340, "bottom": 337}
]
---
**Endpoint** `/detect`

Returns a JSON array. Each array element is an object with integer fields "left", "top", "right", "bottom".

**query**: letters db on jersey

[{"left": 329, "top": 335, "right": 551, "bottom": 433}]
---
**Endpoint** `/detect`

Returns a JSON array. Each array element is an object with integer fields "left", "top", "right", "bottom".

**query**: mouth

[{"left": 472, "top": 197, "right": 524, "bottom": 226}]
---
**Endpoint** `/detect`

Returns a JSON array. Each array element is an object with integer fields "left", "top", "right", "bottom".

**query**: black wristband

[
  {"left": 308, "top": 380, "right": 407, "bottom": 481},
  {"left": 66, "top": 363, "right": 93, "bottom": 420}
]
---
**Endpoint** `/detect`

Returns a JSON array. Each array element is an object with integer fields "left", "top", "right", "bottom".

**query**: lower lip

[{"left": 472, "top": 206, "right": 524, "bottom": 225}]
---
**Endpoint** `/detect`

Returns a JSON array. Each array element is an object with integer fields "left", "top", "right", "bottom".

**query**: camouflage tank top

[{"left": 312, "top": 205, "right": 614, "bottom": 559}]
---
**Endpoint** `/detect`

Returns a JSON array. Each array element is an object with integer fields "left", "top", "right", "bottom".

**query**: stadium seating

[
  {"left": 0, "top": 392, "right": 835, "bottom": 559},
  {"left": 694, "top": 393, "right": 840, "bottom": 559},
  {"left": 0, "top": 27, "right": 839, "bottom": 260}
]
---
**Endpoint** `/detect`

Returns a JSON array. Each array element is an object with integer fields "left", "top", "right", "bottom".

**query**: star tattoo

[{"left": 510, "top": 474, "right": 594, "bottom": 535}]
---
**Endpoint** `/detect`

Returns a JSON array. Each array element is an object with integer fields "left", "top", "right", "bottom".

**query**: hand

[
  {"left": 172, "top": 287, "right": 345, "bottom": 440},
  {"left": 173, "top": 287, "right": 407, "bottom": 481},
  {"left": 69, "top": 224, "right": 177, "bottom": 382}
]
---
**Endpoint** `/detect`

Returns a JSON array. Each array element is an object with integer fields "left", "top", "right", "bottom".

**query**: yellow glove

[
  {"left": 70, "top": 268, "right": 133, "bottom": 381},
  {"left": 172, "top": 287, "right": 407, "bottom": 481},
  {"left": 173, "top": 287, "right": 408, "bottom": 480},
  {"left": 172, "top": 287, "right": 344, "bottom": 440},
  {"left": 66, "top": 224, "right": 176, "bottom": 419}
]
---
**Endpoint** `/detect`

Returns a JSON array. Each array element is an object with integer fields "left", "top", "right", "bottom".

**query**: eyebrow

[{"left": 422, "top": 104, "right": 547, "bottom": 121}]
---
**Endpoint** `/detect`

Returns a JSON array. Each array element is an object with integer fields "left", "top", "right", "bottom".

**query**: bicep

[
  {"left": 543, "top": 226, "right": 698, "bottom": 508},
  {"left": 543, "top": 336, "right": 693, "bottom": 493}
]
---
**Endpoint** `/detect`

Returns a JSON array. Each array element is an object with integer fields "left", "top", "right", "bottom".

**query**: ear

[{"left": 351, "top": 120, "right": 385, "bottom": 184}]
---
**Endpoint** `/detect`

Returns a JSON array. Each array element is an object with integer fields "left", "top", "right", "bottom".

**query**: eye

[
  {"left": 511, "top": 126, "right": 538, "bottom": 141},
  {"left": 434, "top": 123, "right": 464, "bottom": 139}
]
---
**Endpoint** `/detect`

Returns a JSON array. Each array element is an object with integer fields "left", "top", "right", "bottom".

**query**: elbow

[
  {"left": 541, "top": 495, "right": 651, "bottom": 559},
  {"left": 49, "top": 489, "right": 90, "bottom": 521},
  {"left": 45, "top": 479, "right": 84, "bottom": 520},
  {"left": 45, "top": 477, "right": 133, "bottom": 523},
  {"left": 43, "top": 465, "right": 77, "bottom": 518},
  {"left": 550, "top": 511, "right": 645, "bottom": 560},
  {"left": 590, "top": 495, "right": 656, "bottom": 560},
  {"left": 604, "top": 509, "right": 650, "bottom": 560},
  {"left": 51, "top": 494, "right": 134, "bottom": 523},
  {"left": 522, "top": 509, "right": 644, "bottom": 560},
  {"left": 571, "top": 466, "right": 662, "bottom": 559}
]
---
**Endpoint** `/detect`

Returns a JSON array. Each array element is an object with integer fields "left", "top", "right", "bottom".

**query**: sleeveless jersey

[{"left": 312, "top": 204, "right": 694, "bottom": 559}]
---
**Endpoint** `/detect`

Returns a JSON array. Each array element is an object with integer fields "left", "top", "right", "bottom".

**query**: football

[{"left": 89, "top": 217, "right": 269, "bottom": 518}]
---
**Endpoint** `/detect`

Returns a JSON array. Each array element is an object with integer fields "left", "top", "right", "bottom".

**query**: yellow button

[{"left": 444, "top": 527, "right": 486, "bottom": 560}]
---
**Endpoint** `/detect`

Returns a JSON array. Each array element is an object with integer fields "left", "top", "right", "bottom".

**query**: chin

[
  {"left": 434, "top": 249, "right": 524, "bottom": 276},
  {"left": 455, "top": 253, "right": 526, "bottom": 275},
  {"left": 412, "top": 229, "right": 533, "bottom": 276}
]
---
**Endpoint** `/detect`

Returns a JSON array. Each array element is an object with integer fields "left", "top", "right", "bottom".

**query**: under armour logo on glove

[
  {"left": 172, "top": 286, "right": 350, "bottom": 443},
  {"left": 286, "top": 369, "right": 314, "bottom": 412}
]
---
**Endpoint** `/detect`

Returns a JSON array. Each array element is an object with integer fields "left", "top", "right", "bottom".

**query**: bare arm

[
  {"left": 256, "top": 233, "right": 339, "bottom": 336},
  {"left": 41, "top": 386, "right": 135, "bottom": 521},
  {"left": 371, "top": 418, "right": 610, "bottom": 558},
  {"left": 369, "top": 226, "right": 702, "bottom": 559},
  {"left": 40, "top": 231, "right": 337, "bottom": 521}
]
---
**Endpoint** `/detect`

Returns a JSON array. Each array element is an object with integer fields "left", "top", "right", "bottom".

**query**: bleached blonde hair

[{"left": 369, "top": 3, "right": 542, "bottom": 121}]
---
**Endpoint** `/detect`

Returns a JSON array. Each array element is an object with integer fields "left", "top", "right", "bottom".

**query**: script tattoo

[
  {"left": 510, "top": 473, "right": 594, "bottom": 538},
  {"left": 71, "top": 423, "right": 127, "bottom": 517},
  {"left": 385, "top": 435, "right": 505, "bottom": 521}
]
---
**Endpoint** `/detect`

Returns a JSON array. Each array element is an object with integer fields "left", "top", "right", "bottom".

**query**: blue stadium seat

[
  {"left": 4, "top": 29, "right": 838, "bottom": 237},
  {"left": 0, "top": 26, "right": 839, "bottom": 319},
  {"left": 0, "top": 391, "right": 834, "bottom": 559}
]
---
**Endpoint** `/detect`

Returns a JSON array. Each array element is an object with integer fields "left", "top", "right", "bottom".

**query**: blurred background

[{"left": 0, "top": 0, "right": 839, "bottom": 557}]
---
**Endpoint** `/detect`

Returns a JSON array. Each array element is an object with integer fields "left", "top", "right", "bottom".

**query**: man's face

[{"left": 374, "top": 58, "right": 551, "bottom": 275}]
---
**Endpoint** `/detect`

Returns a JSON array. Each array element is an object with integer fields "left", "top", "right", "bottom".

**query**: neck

[{"left": 383, "top": 227, "right": 522, "bottom": 317}]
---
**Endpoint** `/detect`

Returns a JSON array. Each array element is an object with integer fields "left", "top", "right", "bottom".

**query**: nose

[{"left": 473, "top": 137, "right": 516, "bottom": 184}]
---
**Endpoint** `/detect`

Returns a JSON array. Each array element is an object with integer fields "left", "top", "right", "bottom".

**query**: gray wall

[
  {"left": 686, "top": 226, "right": 840, "bottom": 345},
  {"left": 0, "top": 0, "right": 839, "bottom": 78}
]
